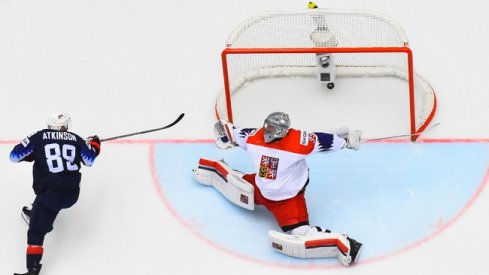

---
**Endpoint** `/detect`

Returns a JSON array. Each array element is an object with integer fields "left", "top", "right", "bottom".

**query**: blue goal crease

[{"left": 153, "top": 142, "right": 489, "bottom": 265}]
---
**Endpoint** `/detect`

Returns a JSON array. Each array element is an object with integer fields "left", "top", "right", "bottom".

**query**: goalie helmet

[
  {"left": 263, "top": 112, "right": 291, "bottom": 143},
  {"left": 47, "top": 113, "right": 71, "bottom": 131}
]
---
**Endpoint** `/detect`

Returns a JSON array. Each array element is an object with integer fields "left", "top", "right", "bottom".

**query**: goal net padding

[{"left": 215, "top": 9, "right": 437, "bottom": 141}]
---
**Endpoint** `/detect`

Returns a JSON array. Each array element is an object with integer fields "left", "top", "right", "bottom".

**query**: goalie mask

[
  {"left": 47, "top": 113, "right": 71, "bottom": 131},
  {"left": 263, "top": 112, "right": 291, "bottom": 143}
]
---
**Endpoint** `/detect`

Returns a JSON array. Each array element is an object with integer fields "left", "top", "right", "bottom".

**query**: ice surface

[{"left": 1, "top": 1, "right": 488, "bottom": 275}]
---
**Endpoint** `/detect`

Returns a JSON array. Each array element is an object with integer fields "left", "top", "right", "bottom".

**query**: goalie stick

[
  {"left": 362, "top": 122, "right": 440, "bottom": 142},
  {"left": 99, "top": 113, "right": 185, "bottom": 142}
]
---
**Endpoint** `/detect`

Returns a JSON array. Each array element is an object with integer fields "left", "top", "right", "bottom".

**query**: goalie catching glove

[
  {"left": 345, "top": 130, "right": 362, "bottom": 150},
  {"left": 214, "top": 120, "right": 237, "bottom": 149},
  {"left": 330, "top": 127, "right": 362, "bottom": 150}
]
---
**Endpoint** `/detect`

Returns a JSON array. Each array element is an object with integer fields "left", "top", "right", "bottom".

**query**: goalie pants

[
  {"left": 242, "top": 174, "right": 309, "bottom": 232},
  {"left": 26, "top": 188, "right": 80, "bottom": 269}
]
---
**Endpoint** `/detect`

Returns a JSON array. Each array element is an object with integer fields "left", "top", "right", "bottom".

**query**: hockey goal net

[{"left": 215, "top": 9, "right": 437, "bottom": 141}]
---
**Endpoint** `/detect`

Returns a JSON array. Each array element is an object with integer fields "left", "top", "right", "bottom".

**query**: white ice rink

[{"left": 1, "top": 1, "right": 489, "bottom": 274}]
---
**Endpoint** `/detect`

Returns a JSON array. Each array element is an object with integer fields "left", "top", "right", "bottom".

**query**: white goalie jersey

[{"left": 233, "top": 127, "right": 346, "bottom": 201}]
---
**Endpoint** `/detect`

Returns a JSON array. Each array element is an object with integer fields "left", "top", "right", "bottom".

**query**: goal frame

[{"left": 217, "top": 10, "right": 437, "bottom": 141}]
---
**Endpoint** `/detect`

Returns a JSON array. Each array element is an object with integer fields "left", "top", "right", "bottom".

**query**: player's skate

[
  {"left": 13, "top": 264, "right": 42, "bottom": 275},
  {"left": 21, "top": 206, "right": 31, "bottom": 225}
]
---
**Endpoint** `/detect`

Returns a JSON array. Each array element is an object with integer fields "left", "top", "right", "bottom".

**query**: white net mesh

[
  {"left": 217, "top": 9, "right": 436, "bottom": 135},
  {"left": 226, "top": 10, "right": 408, "bottom": 48}
]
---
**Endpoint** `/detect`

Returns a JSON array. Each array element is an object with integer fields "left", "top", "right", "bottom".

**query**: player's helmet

[
  {"left": 47, "top": 113, "right": 71, "bottom": 131},
  {"left": 263, "top": 112, "right": 291, "bottom": 143}
]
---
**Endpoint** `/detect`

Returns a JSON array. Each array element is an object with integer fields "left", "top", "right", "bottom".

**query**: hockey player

[
  {"left": 10, "top": 113, "right": 101, "bottom": 275},
  {"left": 194, "top": 112, "right": 362, "bottom": 266}
]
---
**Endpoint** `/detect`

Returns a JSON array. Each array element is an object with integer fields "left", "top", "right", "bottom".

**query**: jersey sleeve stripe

[{"left": 247, "top": 128, "right": 315, "bottom": 155}]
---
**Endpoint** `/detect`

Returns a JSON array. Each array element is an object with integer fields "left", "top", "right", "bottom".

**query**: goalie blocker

[{"left": 193, "top": 158, "right": 254, "bottom": 210}]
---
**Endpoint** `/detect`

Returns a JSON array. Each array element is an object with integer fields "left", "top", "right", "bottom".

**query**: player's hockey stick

[
  {"left": 362, "top": 122, "right": 440, "bottom": 142},
  {"left": 100, "top": 113, "right": 185, "bottom": 142}
]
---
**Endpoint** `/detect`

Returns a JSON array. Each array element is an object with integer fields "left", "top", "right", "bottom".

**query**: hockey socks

[{"left": 26, "top": 245, "right": 43, "bottom": 270}]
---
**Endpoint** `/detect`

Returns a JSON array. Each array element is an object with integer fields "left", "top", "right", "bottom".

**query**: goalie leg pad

[
  {"left": 193, "top": 158, "right": 254, "bottom": 210},
  {"left": 268, "top": 229, "right": 353, "bottom": 266}
]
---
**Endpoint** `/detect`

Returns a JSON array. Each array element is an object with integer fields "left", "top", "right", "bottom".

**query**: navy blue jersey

[{"left": 10, "top": 129, "right": 98, "bottom": 193}]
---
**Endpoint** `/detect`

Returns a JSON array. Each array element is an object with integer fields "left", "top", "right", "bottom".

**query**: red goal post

[{"left": 216, "top": 9, "right": 437, "bottom": 141}]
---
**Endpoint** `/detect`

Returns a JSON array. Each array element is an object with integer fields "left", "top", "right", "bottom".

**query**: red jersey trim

[{"left": 247, "top": 128, "right": 315, "bottom": 155}]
